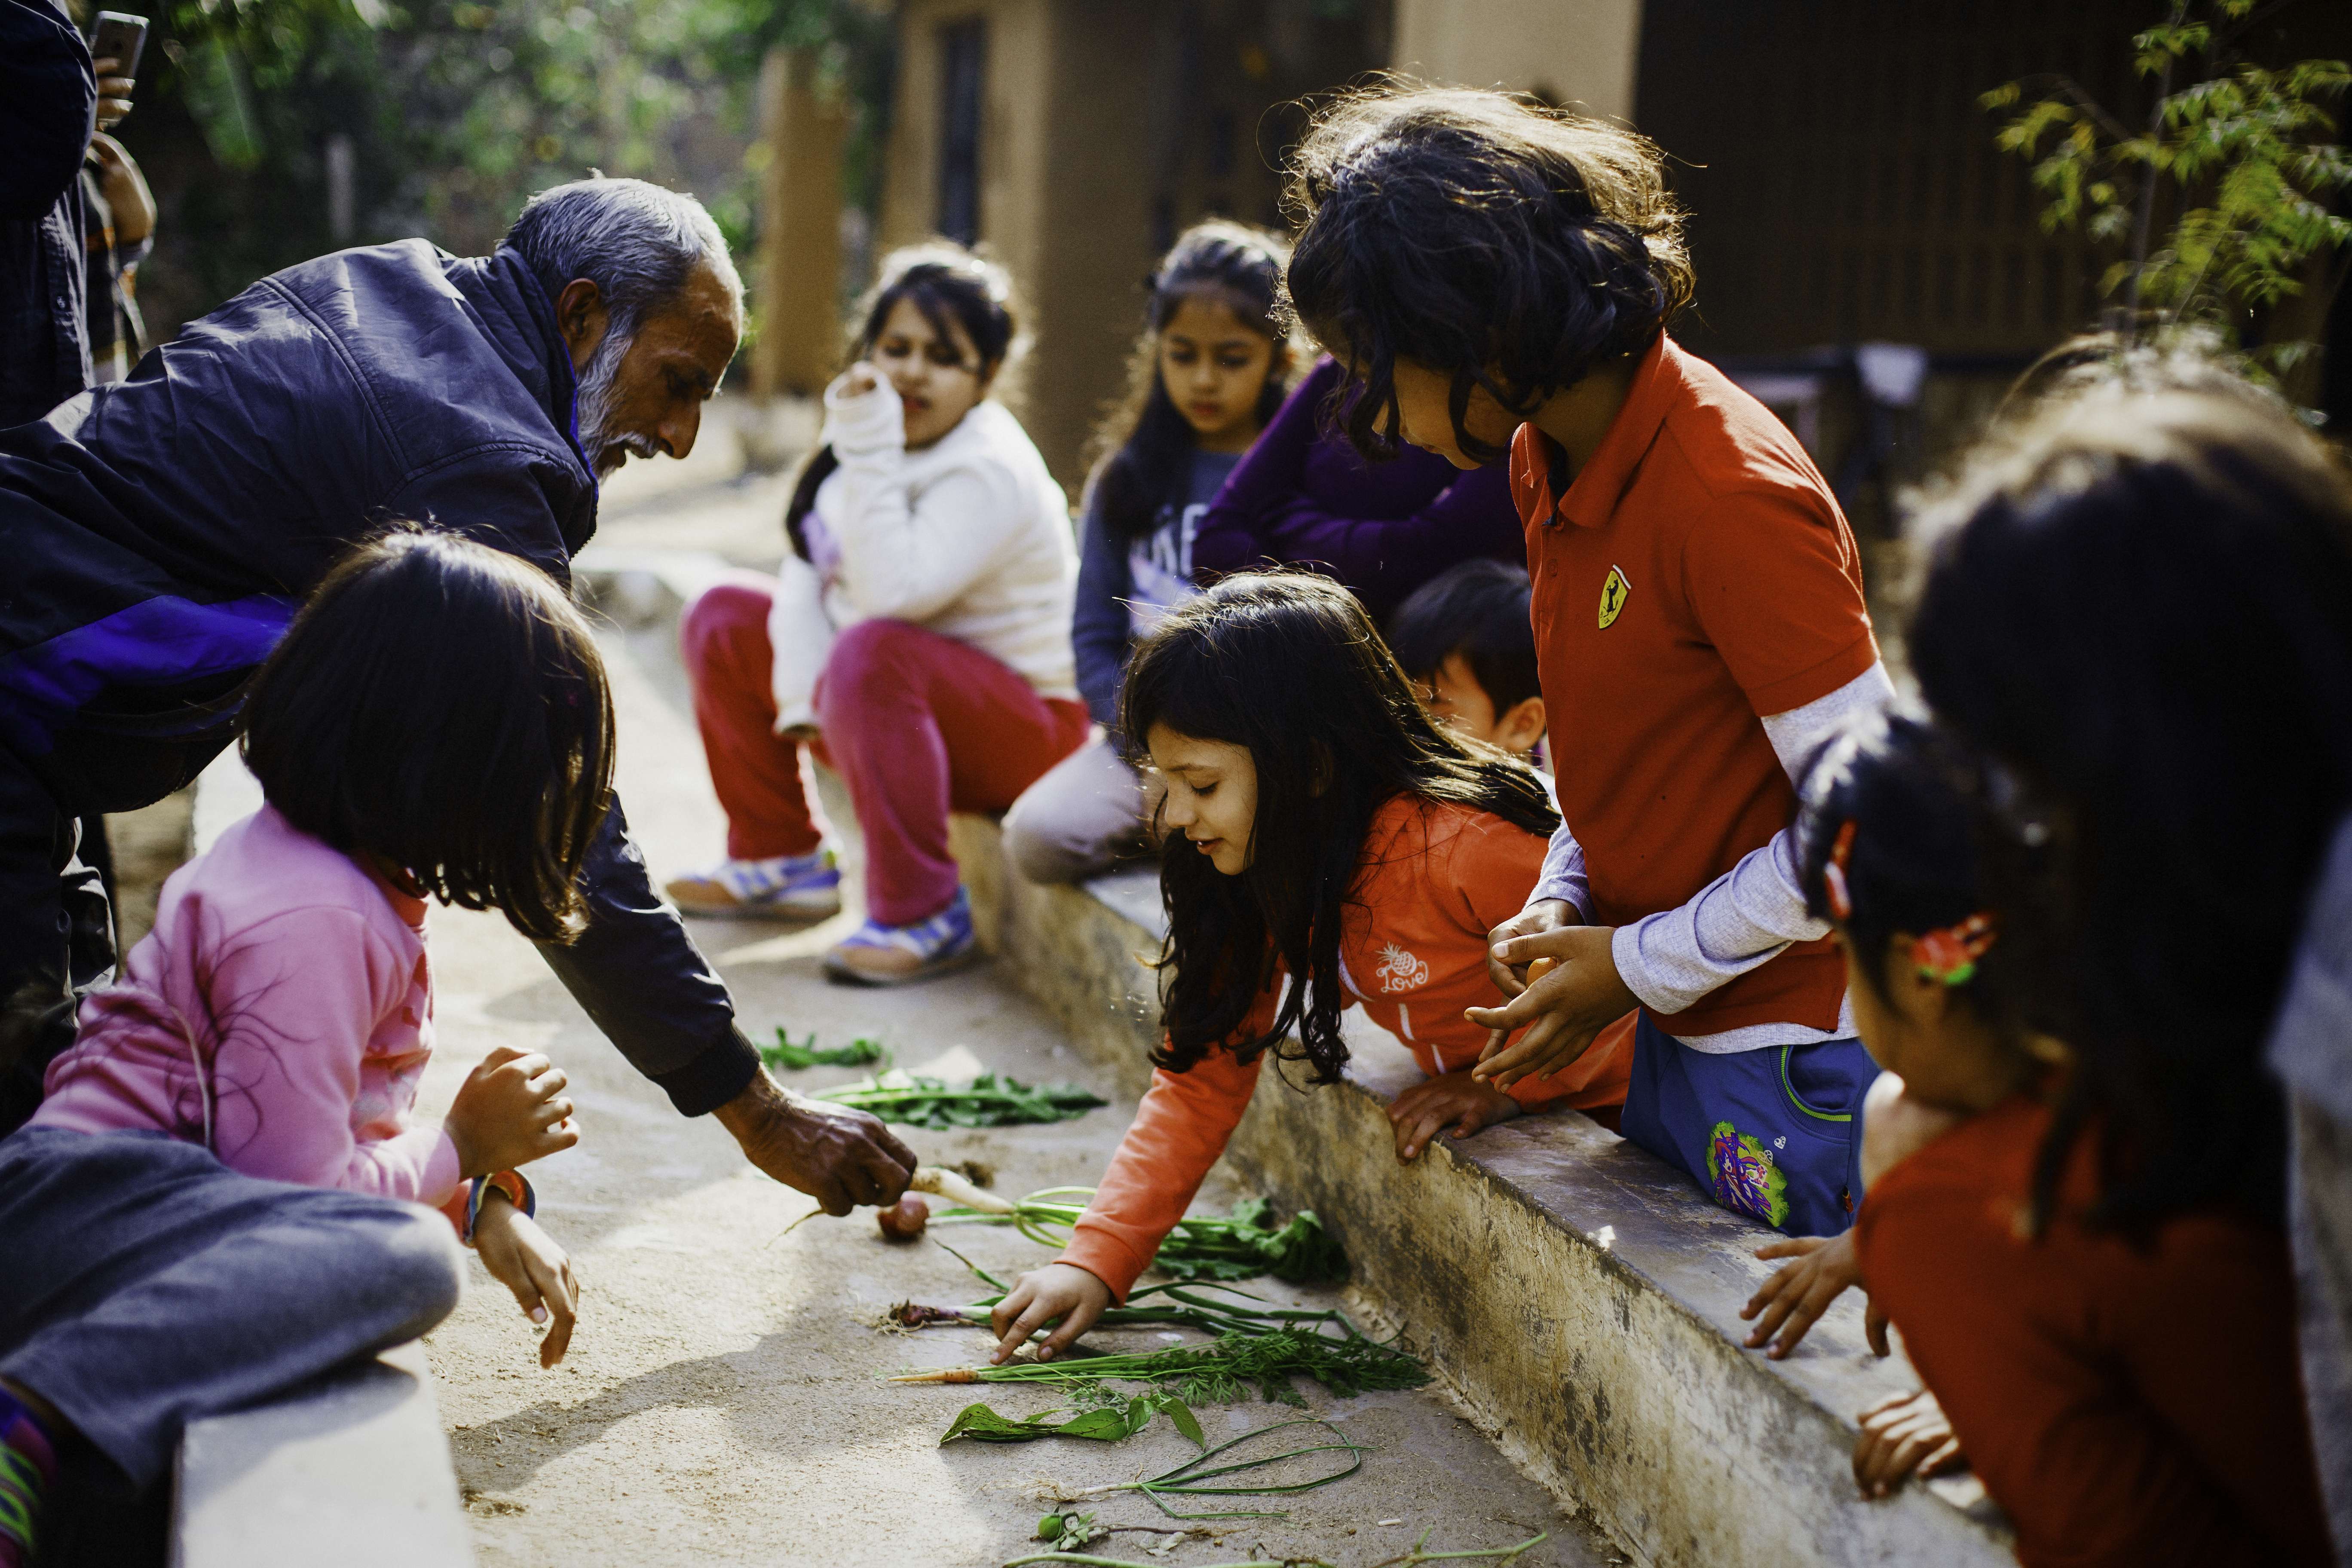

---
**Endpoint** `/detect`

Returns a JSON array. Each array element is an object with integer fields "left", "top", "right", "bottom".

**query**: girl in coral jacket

[{"left": 986, "top": 572, "right": 1633, "bottom": 1361}]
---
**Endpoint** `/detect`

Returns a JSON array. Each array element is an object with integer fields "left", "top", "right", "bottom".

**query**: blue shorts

[{"left": 1618, "top": 1013, "right": 1875, "bottom": 1236}]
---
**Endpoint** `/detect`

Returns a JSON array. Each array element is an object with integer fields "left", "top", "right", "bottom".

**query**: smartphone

[{"left": 90, "top": 11, "right": 148, "bottom": 78}]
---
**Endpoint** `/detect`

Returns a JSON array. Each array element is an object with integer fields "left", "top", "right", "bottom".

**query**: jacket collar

[
  {"left": 447, "top": 246, "right": 597, "bottom": 496},
  {"left": 1551, "top": 331, "right": 1678, "bottom": 531}
]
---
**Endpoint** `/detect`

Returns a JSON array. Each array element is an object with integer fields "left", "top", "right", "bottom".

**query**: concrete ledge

[
  {"left": 951, "top": 814, "right": 2014, "bottom": 1568},
  {"left": 182, "top": 762, "right": 472, "bottom": 1568},
  {"left": 172, "top": 1342, "right": 471, "bottom": 1568}
]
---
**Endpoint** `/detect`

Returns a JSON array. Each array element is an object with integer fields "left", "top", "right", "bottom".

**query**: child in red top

[
  {"left": 1791, "top": 713, "right": 2328, "bottom": 1566},
  {"left": 987, "top": 573, "right": 1632, "bottom": 1360},
  {"left": 1282, "top": 86, "right": 1889, "bottom": 1235}
]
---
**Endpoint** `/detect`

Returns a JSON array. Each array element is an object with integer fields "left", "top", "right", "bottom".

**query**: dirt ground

[{"left": 405, "top": 612, "right": 1624, "bottom": 1568}]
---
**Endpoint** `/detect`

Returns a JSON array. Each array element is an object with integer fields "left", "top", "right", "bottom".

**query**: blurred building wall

[
  {"left": 878, "top": 0, "right": 1395, "bottom": 490},
  {"left": 1389, "top": 0, "right": 1640, "bottom": 117}
]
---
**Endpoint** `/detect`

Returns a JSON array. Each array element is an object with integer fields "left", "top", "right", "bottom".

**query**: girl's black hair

[
  {"left": 784, "top": 242, "right": 1018, "bottom": 557},
  {"left": 239, "top": 528, "right": 616, "bottom": 944},
  {"left": 1122, "top": 571, "right": 1559, "bottom": 1083},
  {"left": 1796, "top": 713, "right": 2013, "bottom": 1019},
  {"left": 1282, "top": 83, "right": 1693, "bottom": 464},
  {"left": 1088, "top": 220, "right": 1295, "bottom": 546},
  {"left": 1908, "top": 381, "right": 2352, "bottom": 1237}
]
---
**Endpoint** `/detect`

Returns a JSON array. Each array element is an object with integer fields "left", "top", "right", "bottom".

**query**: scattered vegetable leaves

[
  {"left": 894, "top": 1326, "right": 1428, "bottom": 1407},
  {"left": 940, "top": 1393, "right": 1202, "bottom": 1446},
  {"left": 931, "top": 1188, "right": 1346, "bottom": 1284},
  {"left": 890, "top": 1278, "right": 1371, "bottom": 1345},
  {"left": 821, "top": 1071, "right": 1107, "bottom": 1130},
  {"left": 759, "top": 1029, "right": 887, "bottom": 1070}
]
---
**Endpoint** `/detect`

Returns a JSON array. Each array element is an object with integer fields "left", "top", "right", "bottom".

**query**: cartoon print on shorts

[
  {"left": 1706, "top": 1120, "right": 1790, "bottom": 1227},
  {"left": 1375, "top": 942, "right": 1429, "bottom": 993}
]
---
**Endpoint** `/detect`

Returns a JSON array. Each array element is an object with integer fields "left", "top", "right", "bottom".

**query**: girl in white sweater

[{"left": 667, "top": 246, "right": 1082, "bottom": 983}]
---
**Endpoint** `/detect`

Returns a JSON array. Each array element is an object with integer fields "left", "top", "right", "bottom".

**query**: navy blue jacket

[
  {"left": 0, "top": 0, "right": 95, "bottom": 425},
  {"left": 0, "top": 239, "right": 760, "bottom": 1115}
]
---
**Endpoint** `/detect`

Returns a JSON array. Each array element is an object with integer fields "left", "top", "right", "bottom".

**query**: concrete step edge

[{"left": 948, "top": 814, "right": 2014, "bottom": 1568}]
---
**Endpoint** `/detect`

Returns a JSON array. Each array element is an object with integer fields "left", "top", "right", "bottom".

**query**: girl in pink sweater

[{"left": 0, "top": 530, "right": 612, "bottom": 1565}]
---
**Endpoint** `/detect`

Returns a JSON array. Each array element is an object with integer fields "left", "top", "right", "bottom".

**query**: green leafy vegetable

[
  {"left": 930, "top": 1188, "right": 1346, "bottom": 1284},
  {"left": 940, "top": 1393, "right": 1200, "bottom": 1446},
  {"left": 819, "top": 1071, "right": 1107, "bottom": 1130},
  {"left": 758, "top": 1029, "right": 887, "bottom": 1071},
  {"left": 894, "top": 1326, "right": 1428, "bottom": 1407},
  {"left": 890, "top": 1278, "right": 1370, "bottom": 1344}
]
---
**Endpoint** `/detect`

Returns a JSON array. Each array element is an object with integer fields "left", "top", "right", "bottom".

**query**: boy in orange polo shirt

[{"left": 1283, "top": 86, "right": 1893, "bottom": 1235}]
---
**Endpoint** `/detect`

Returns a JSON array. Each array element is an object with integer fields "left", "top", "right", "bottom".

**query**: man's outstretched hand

[{"left": 714, "top": 1069, "right": 916, "bottom": 1213}]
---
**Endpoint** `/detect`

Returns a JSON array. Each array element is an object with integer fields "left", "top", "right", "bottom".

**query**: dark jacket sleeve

[
  {"left": 1069, "top": 481, "right": 1133, "bottom": 730},
  {"left": 0, "top": 1, "right": 95, "bottom": 223},
  {"left": 537, "top": 797, "right": 762, "bottom": 1116},
  {"left": 1253, "top": 459, "right": 1525, "bottom": 622},
  {"left": 1189, "top": 358, "right": 1331, "bottom": 585},
  {"left": 388, "top": 448, "right": 758, "bottom": 1115}
]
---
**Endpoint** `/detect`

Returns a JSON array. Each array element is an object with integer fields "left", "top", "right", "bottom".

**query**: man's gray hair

[{"left": 504, "top": 177, "right": 743, "bottom": 335}]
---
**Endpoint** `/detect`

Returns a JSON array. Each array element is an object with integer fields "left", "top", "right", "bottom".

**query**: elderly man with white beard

[{"left": 0, "top": 178, "right": 919, "bottom": 1212}]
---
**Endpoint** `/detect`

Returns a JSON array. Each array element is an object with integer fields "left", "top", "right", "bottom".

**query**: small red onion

[{"left": 877, "top": 1194, "right": 929, "bottom": 1240}]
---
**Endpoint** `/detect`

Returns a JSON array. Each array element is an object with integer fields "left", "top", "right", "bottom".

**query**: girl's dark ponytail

[
  {"left": 1090, "top": 221, "right": 1295, "bottom": 547},
  {"left": 783, "top": 242, "right": 1017, "bottom": 559}
]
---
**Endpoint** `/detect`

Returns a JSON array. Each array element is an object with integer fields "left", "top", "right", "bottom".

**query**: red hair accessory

[
  {"left": 1822, "top": 821, "right": 1857, "bottom": 920},
  {"left": 1913, "top": 913, "right": 1998, "bottom": 986}
]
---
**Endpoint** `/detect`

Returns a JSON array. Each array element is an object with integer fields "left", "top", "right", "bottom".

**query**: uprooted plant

[
  {"left": 928, "top": 1188, "right": 1346, "bottom": 1283},
  {"left": 820, "top": 1071, "right": 1108, "bottom": 1130},
  {"left": 758, "top": 1029, "right": 888, "bottom": 1071},
  {"left": 891, "top": 1326, "right": 1428, "bottom": 1408}
]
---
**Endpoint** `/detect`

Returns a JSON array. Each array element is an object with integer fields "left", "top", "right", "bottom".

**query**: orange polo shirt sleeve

[{"left": 1058, "top": 977, "right": 1280, "bottom": 1302}]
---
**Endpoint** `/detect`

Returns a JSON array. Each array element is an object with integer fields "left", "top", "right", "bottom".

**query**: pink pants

[{"left": 680, "top": 575, "right": 1089, "bottom": 926}]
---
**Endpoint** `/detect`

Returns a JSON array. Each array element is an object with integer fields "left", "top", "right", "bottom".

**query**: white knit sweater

[{"left": 767, "top": 375, "right": 1078, "bottom": 729}]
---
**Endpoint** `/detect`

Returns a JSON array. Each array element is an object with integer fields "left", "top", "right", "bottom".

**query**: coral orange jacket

[{"left": 1062, "top": 795, "right": 1634, "bottom": 1299}]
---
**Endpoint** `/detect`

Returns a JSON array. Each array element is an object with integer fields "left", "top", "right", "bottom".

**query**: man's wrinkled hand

[
  {"left": 1467, "top": 923, "right": 1637, "bottom": 1092},
  {"left": 714, "top": 1069, "right": 916, "bottom": 1214}
]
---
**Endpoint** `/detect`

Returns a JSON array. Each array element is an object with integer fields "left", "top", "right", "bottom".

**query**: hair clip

[
  {"left": 1822, "top": 820, "right": 1857, "bottom": 920},
  {"left": 1913, "top": 912, "right": 1998, "bottom": 986}
]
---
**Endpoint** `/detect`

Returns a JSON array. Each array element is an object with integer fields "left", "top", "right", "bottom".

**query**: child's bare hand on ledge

[
  {"left": 1741, "top": 1231, "right": 1889, "bottom": 1359},
  {"left": 1387, "top": 1070, "right": 1522, "bottom": 1161},
  {"left": 1853, "top": 1389, "right": 1964, "bottom": 1498}
]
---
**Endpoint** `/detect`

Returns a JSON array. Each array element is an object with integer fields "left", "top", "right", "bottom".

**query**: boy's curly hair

[{"left": 1283, "top": 83, "right": 1693, "bottom": 463}]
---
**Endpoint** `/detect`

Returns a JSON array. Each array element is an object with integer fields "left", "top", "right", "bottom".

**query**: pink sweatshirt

[{"left": 33, "top": 804, "right": 471, "bottom": 1229}]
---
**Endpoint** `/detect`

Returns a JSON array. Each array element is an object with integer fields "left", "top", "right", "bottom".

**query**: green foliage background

[{"left": 123, "top": 0, "right": 889, "bottom": 341}]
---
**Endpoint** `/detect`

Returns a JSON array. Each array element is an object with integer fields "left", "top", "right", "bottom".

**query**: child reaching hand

[
  {"left": 987, "top": 573, "right": 1632, "bottom": 1363},
  {"left": 0, "top": 529, "right": 606, "bottom": 1565}
]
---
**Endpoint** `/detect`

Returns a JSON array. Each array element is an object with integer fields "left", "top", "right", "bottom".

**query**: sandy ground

[{"left": 406, "top": 603, "right": 1622, "bottom": 1568}]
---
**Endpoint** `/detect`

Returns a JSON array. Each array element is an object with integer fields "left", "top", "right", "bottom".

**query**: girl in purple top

[
  {"left": 1189, "top": 355, "right": 1525, "bottom": 623},
  {"left": 1004, "top": 222, "right": 1298, "bottom": 883}
]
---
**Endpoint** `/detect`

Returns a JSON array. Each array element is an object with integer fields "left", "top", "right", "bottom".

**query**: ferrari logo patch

[{"left": 1597, "top": 565, "right": 1632, "bottom": 629}]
